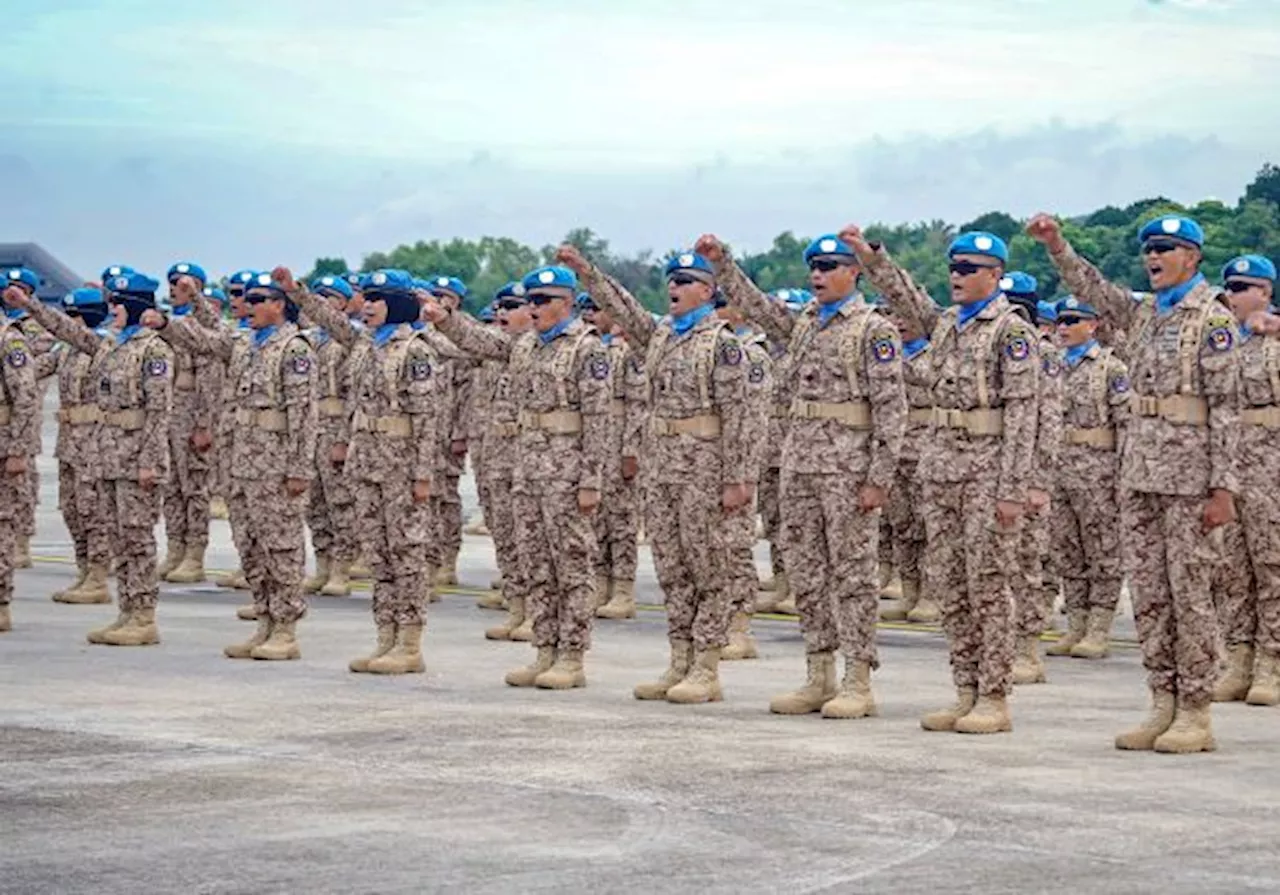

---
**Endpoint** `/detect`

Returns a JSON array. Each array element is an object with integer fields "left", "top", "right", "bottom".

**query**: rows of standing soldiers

[{"left": 0, "top": 209, "right": 1276, "bottom": 754}]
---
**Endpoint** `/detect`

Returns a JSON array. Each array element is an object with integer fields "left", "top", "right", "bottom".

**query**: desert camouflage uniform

[{"left": 0, "top": 315, "right": 40, "bottom": 621}]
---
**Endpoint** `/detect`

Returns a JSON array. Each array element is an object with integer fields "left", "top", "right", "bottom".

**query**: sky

[{"left": 2, "top": 0, "right": 1277, "bottom": 281}]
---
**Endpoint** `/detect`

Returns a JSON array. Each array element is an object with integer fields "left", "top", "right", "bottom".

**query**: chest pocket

[
  {"left": 1086, "top": 348, "right": 1114, "bottom": 425},
  {"left": 239, "top": 336, "right": 295, "bottom": 408},
  {"left": 793, "top": 308, "right": 874, "bottom": 402},
  {"left": 1130, "top": 298, "right": 1216, "bottom": 397},
  {"left": 930, "top": 310, "right": 1013, "bottom": 408},
  {"left": 644, "top": 324, "right": 722, "bottom": 412},
  {"left": 376, "top": 337, "right": 421, "bottom": 413},
  {"left": 1241, "top": 337, "right": 1280, "bottom": 407},
  {"left": 101, "top": 337, "right": 151, "bottom": 407}
]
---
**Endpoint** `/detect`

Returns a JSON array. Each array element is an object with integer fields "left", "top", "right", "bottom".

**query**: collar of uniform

[
  {"left": 956, "top": 291, "right": 1005, "bottom": 332},
  {"left": 1155, "top": 273, "right": 1207, "bottom": 317},
  {"left": 539, "top": 314, "right": 580, "bottom": 345},
  {"left": 903, "top": 336, "right": 929, "bottom": 359}
]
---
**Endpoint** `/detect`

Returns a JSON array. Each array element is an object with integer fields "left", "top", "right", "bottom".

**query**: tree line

[{"left": 308, "top": 164, "right": 1280, "bottom": 314}]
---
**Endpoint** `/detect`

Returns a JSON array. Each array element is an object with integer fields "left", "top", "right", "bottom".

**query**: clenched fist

[
  {"left": 555, "top": 244, "right": 590, "bottom": 277},
  {"left": 694, "top": 234, "right": 726, "bottom": 265},
  {"left": 1025, "top": 214, "right": 1066, "bottom": 252},
  {"left": 837, "top": 224, "right": 875, "bottom": 262}
]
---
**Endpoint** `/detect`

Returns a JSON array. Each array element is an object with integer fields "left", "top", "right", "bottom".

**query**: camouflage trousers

[
  {"left": 482, "top": 465, "right": 530, "bottom": 605},
  {"left": 647, "top": 479, "right": 733, "bottom": 650},
  {"left": 308, "top": 443, "right": 357, "bottom": 564},
  {"left": 355, "top": 475, "right": 431, "bottom": 627},
  {"left": 758, "top": 466, "right": 785, "bottom": 576},
  {"left": 0, "top": 469, "right": 19, "bottom": 605},
  {"left": 102, "top": 477, "right": 162, "bottom": 612},
  {"left": 1122, "top": 490, "right": 1220, "bottom": 704},
  {"left": 58, "top": 461, "right": 111, "bottom": 569},
  {"left": 1053, "top": 480, "right": 1122, "bottom": 614},
  {"left": 162, "top": 429, "right": 212, "bottom": 550},
  {"left": 781, "top": 471, "right": 880, "bottom": 664},
  {"left": 725, "top": 498, "right": 758, "bottom": 616},
  {"left": 1212, "top": 482, "right": 1280, "bottom": 656},
  {"left": 921, "top": 476, "right": 1018, "bottom": 698},
  {"left": 1016, "top": 504, "right": 1054, "bottom": 638},
  {"left": 513, "top": 487, "right": 597, "bottom": 652},
  {"left": 19, "top": 462, "right": 37, "bottom": 539},
  {"left": 885, "top": 459, "right": 925, "bottom": 592},
  {"left": 593, "top": 475, "right": 639, "bottom": 582},
  {"left": 432, "top": 473, "right": 463, "bottom": 568},
  {"left": 228, "top": 478, "right": 308, "bottom": 624}
]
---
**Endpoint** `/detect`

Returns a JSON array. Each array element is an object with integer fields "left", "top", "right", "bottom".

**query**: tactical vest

[
  {"left": 929, "top": 305, "right": 1023, "bottom": 409},
  {"left": 254, "top": 332, "right": 308, "bottom": 407},
  {"left": 375, "top": 331, "right": 429, "bottom": 414},
  {"left": 789, "top": 304, "right": 877, "bottom": 400},
  {"left": 546, "top": 327, "right": 595, "bottom": 409},
  {"left": 643, "top": 320, "right": 725, "bottom": 412},
  {"left": 1130, "top": 293, "right": 1219, "bottom": 396},
  {"left": 112, "top": 330, "right": 164, "bottom": 408}
]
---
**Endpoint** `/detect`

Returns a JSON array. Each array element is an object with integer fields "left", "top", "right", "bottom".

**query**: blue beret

[
  {"left": 948, "top": 231, "right": 1009, "bottom": 263},
  {"left": 803, "top": 235, "right": 855, "bottom": 263},
  {"left": 1000, "top": 271, "right": 1038, "bottom": 297},
  {"left": 575, "top": 291, "right": 597, "bottom": 311},
  {"left": 4, "top": 267, "right": 40, "bottom": 292},
  {"left": 773, "top": 287, "right": 813, "bottom": 311},
  {"left": 202, "top": 286, "right": 228, "bottom": 304},
  {"left": 521, "top": 265, "right": 578, "bottom": 292},
  {"left": 1222, "top": 254, "right": 1277, "bottom": 283},
  {"left": 167, "top": 262, "right": 207, "bottom": 284},
  {"left": 64, "top": 286, "right": 107, "bottom": 309},
  {"left": 227, "top": 270, "right": 260, "bottom": 289},
  {"left": 665, "top": 252, "right": 716, "bottom": 279},
  {"left": 343, "top": 272, "right": 368, "bottom": 290},
  {"left": 428, "top": 275, "right": 468, "bottom": 299},
  {"left": 1036, "top": 300, "right": 1058, "bottom": 323},
  {"left": 244, "top": 272, "right": 288, "bottom": 298},
  {"left": 363, "top": 269, "right": 416, "bottom": 296},
  {"left": 1138, "top": 215, "right": 1204, "bottom": 248},
  {"left": 105, "top": 270, "right": 160, "bottom": 296},
  {"left": 477, "top": 304, "right": 496, "bottom": 323},
  {"left": 311, "top": 275, "right": 354, "bottom": 299},
  {"left": 100, "top": 264, "right": 135, "bottom": 282},
  {"left": 1055, "top": 295, "right": 1098, "bottom": 320},
  {"left": 495, "top": 281, "right": 526, "bottom": 301}
]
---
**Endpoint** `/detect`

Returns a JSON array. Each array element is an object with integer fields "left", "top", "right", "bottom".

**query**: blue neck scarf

[
  {"left": 1064, "top": 339, "right": 1097, "bottom": 368},
  {"left": 670, "top": 302, "right": 714, "bottom": 338},
  {"left": 817, "top": 295, "right": 853, "bottom": 329},
  {"left": 600, "top": 332, "right": 614, "bottom": 345},
  {"left": 903, "top": 337, "right": 929, "bottom": 359},
  {"left": 252, "top": 324, "right": 278, "bottom": 350},
  {"left": 956, "top": 289, "right": 1001, "bottom": 330},
  {"left": 374, "top": 323, "right": 400, "bottom": 347},
  {"left": 171, "top": 303, "right": 193, "bottom": 317},
  {"left": 1155, "top": 273, "right": 1205, "bottom": 317},
  {"left": 116, "top": 324, "right": 142, "bottom": 345},
  {"left": 5, "top": 307, "right": 25, "bottom": 320},
  {"left": 539, "top": 315, "right": 576, "bottom": 345},
  {"left": 94, "top": 325, "right": 112, "bottom": 339},
  {"left": 237, "top": 317, "right": 252, "bottom": 330}
]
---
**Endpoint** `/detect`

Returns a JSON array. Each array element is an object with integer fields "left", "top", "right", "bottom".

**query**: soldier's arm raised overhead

[
  {"left": 862, "top": 315, "right": 908, "bottom": 501},
  {"left": 1027, "top": 213, "right": 1137, "bottom": 331},
  {"left": 995, "top": 316, "right": 1041, "bottom": 510},
  {"left": 556, "top": 244, "right": 657, "bottom": 348},
  {"left": 277, "top": 268, "right": 362, "bottom": 348},
  {"left": 699, "top": 234, "right": 795, "bottom": 347},
  {"left": 427, "top": 296, "right": 514, "bottom": 362},
  {"left": 281, "top": 336, "right": 319, "bottom": 485},
  {"left": 403, "top": 339, "right": 443, "bottom": 501},
  {"left": 841, "top": 224, "right": 940, "bottom": 338},
  {"left": 4, "top": 287, "right": 101, "bottom": 356}
]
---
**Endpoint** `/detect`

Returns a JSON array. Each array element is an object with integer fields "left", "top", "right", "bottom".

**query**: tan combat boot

[
  {"left": 15, "top": 534, "right": 32, "bottom": 568},
  {"left": 368, "top": 624, "right": 425, "bottom": 674},
  {"left": 1069, "top": 608, "right": 1115, "bottom": 659},
  {"left": 821, "top": 660, "right": 877, "bottom": 719},
  {"left": 667, "top": 648, "right": 723, "bottom": 704},
  {"left": 905, "top": 583, "right": 941, "bottom": 624},
  {"left": 878, "top": 559, "right": 895, "bottom": 594},
  {"left": 214, "top": 568, "right": 250, "bottom": 590},
  {"left": 302, "top": 552, "right": 331, "bottom": 593},
  {"left": 954, "top": 694, "right": 1013, "bottom": 734},
  {"left": 506, "top": 646, "right": 556, "bottom": 687},
  {"left": 349, "top": 624, "right": 397, "bottom": 672},
  {"left": 921, "top": 687, "right": 978, "bottom": 731},
  {"left": 56, "top": 564, "right": 111, "bottom": 605},
  {"left": 597, "top": 580, "right": 637, "bottom": 620},
  {"left": 485, "top": 597, "right": 525, "bottom": 641},
  {"left": 349, "top": 556, "right": 372, "bottom": 580},
  {"left": 755, "top": 572, "right": 781, "bottom": 614},
  {"left": 1046, "top": 609, "right": 1088, "bottom": 656},
  {"left": 477, "top": 584, "right": 506, "bottom": 610},
  {"left": 880, "top": 578, "right": 919, "bottom": 622},
  {"left": 250, "top": 619, "right": 300, "bottom": 660},
  {"left": 769, "top": 651, "right": 837, "bottom": 715},
  {"left": 87, "top": 609, "right": 130, "bottom": 644},
  {"left": 1212, "top": 644, "right": 1254, "bottom": 702},
  {"left": 0, "top": 604, "right": 10, "bottom": 632},
  {"left": 101, "top": 608, "right": 160, "bottom": 646},
  {"left": 1012, "top": 635, "right": 1047, "bottom": 685},
  {"left": 773, "top": 572, "right": 796, "bottom": 615},
  {"left": 1115, "top": 689, "right": 1176, "bottom": 750},
  {"left": 721, "top": 611, "right": 759, "bottom": 661},
  {"left": 208, "top": 495, "right": 229, "bottom": 520},
  {"left": 634, "top": 640, "right": 694, "bottom": 700},
  {"left": 463, "top": 513, "right": 488, "bottom": 536},
  {"left": 535, "top": 648, "right": 586, "bottom": 689},
  {"left": 1246, "top": 651, "right": 1280, "bottom": 706},
  {"left": 510, "top": 614, "right": 534, "bottom": 641},
  {"left": 434, "top": 560, "right": 458, "bottom": 588},
  {"left": 236, "top": 603, "right": 259, "bottom": 621},
  {"left": 1153, "top": 700, "right": 1216, "bottom": 754},
  {"left": 166, "top": 544, "right": 207, "bottom": 584},
  {"left": 224, "top": 618, "right": 273, "bottom": 659},
  {"left": 321, "top": 560, "right": 352, "bottom": 597},
  {"left": 52, "top": 561, "right": 89, "bottom": 602},
  {"left": 489, "top": 575, "right": 505, "bottom": 591},
  {"left": 593, "top": 574, "right": 612, "bottom": 610},
  {"left": 157, "top": 538, "right": 183, "bottom": 579}
]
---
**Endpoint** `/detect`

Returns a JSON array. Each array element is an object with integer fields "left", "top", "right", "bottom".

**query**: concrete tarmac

[{"left": 4, "top": 444, "right": 1280, "bottom": 893}]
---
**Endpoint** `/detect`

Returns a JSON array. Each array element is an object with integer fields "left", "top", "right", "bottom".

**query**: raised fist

[
  {"left": 141, "top": 309, "right": 166, "bottom": 329},
  {"left": 1025, "top": 214, "right": 1065, "bottom": 251},
  {"left": 271, "top": 266, "right": 298, "bottom": 293},
  {"left": 838, "top": 224, "right": 874, "bottom": 261},
  {"left": 173, "top": 275, "right": 200, "bottom": 303},
  {"left": 421, "top": 295, "right": 448, "bottom": 325},
  {"left": 2, "top": 285, "right": 30, "bottom": 309},
  {"left": 555, "top": 244, "right": 590, "bottom": 276},
  {"left": 694, "top": 234, "right": 726, "bottom": 264}
]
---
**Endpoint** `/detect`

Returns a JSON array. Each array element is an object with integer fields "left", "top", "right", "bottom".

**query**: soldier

[
  {"left": 424, "top": 276, "right": 474, "bottom": 588},
  {"left": 1030, "top": 212, "right": 1240, "bottom": 753},
  {"left": 149, "top": 272, "right": 318, "bottom": 659},
  {"left": 469, "top": 301, "right": 505, "bottom": 604},
  {"left": 559, "top": 247, "right": 751, "bottom": 704},
  {"left": 1208, "top": 255, "right": 1280, "bottom": 706},
  {"left": 848, "top": 226, "right": 1039, "bottom": 734},
  {"left": 6, "top": 270, "right": 56, "bottom": 570},
  {"left": 0, "top": 272, "right": 41, "bottom": 631},
  {"left": 158, "top": 262, "right": 216, "bottom": 585},
  {"left": 714, "top": 296, "right": 772, "bottom": 660},
  {"left": 200, "top": 286, "right": 232, "bottom": 524},
  {"left": 1044, "top": 296, "right": 1130, "bottom": 660},
  {"left": 708, "top": 233, "right": 906, "bottom": 718},
  {"left": 299, "top": 274, "right": 361, "bottom": 598},
  {"left": 423, "top": 264, "right": 612, "bottom": 690},
  {"left": 878, "top": 313, "right": 940, "bottom": 625},
  {"left": 578, "top": 291, "right": 642, "bottom": 621},
  {"left": 1001, "top": 272, "right": 1064, "bottom": 685}
]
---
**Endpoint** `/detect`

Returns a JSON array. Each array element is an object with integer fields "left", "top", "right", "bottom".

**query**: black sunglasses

[
  {"left": 668, "top": 273, "right": 702, "bottom": 287},
  {"left": 244, "top": 293, "right": 279, "bottom": 305},
  {"left": 807, "top": 258, "right": 852, "bottom": 273},
  {"left": 1056, "top": 315, "right": 1090, "bottom": 325},
  {"left": 1223, "top": 280, "right": 1257, "bottom": 293},
  {"left": 949, "top": 261, "right": 1000, "bottom": 277},
  {"left": 497, "top": 298, "right": 524, "bottom": 310},
  {"left": 1141, "top": 239, "right": 1184, "bottom": 255},
  {"left": 526, "top": 291, "right": 564, "bottom": 306}
]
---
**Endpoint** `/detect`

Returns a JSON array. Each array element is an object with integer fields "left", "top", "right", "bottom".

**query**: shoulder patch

[
  {"left": 1041, "top": 355, "right": 1061, "bottom": 378},
  {"left": 1004, "top": 335, "right": 1032, "bottom": 361},
  {"left": 718, "top": 342, "right": 742, "bottom": 366},
  {"left": 7, "top": 347, "right": 28, "bottom": 368},
  {"left": 748, "top": 361, "right": 766, "bottom": 384},
  {"left": 147, "top": 358, "right": 169, "bottom": 377},
  {"left": 409, "top": 357, "right": 433, "bottom": 381},
  {"left": 290, "top": 353, "right": 312, "bottom": 374},
  {"left": 1206, "top": 326, "right": 1234, "bottom": 353},
  {"left": 871, "top": 338, "right": 897, "bottom": 364},
  {"left": 1110, "top": 374, "right": 1130, "bottom": 394},
  {"left": 588, "top": 354, "right": 610, "bottom": 380}
]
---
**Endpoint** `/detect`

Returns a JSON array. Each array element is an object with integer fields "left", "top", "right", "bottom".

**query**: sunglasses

[
  {"left": 949, "top": 261, "right": 1000, "bottom": 277},
  {"left": 1223, "top": 280, "right": 1258, "bottom": 294},
  {"left": 497, "top": 299, "right": 524, "bottom": 310},
  {"left": 1056, "top": 315, "right": 1091, "bottom": 325},
  {"left": 668, "top": 273, "right": 702, "bottom": 287},
  {"left": 526, "top": 291, "right": 564, "bottom": 306},
  {"left": 1141, "top": 239, "right": 1184, "bottom": 255},
  {"left": 807, "top": 258, "right": 852, "bottom": 273},
  {"left": 244, "top": 293, "right": 279, "bottom": 305}
]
